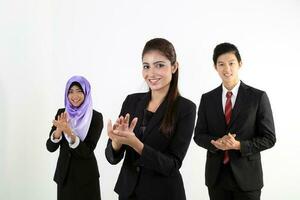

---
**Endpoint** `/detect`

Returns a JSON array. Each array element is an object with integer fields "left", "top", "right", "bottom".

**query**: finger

[
  {"left": 113, "top": 123, "right": 119, "bottom": 130},
  {"left": 107, "top": 120, "right": 113, "bottom": 134},
  {"left": 116, "top": 117, "right": 120, "bottom": 125},
  {"left": 52, "top": 120, "right": 58, "bottom": 127},
  {"left": 124, "top": 113, "right": 130, "bottom": 124},
  {"left": 211, "top": 140, "right": 224, "bottom": 150},
  {"left": 119, "top": 116, "right": 124, "bottom": 125},
  {"left": 129, "top": 117, "right": 138, "bottom": 132}
]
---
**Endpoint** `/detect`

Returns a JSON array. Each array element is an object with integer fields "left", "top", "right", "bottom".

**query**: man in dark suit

[{"left": 194, "top": 43, "right": 276, "bottom": 200}]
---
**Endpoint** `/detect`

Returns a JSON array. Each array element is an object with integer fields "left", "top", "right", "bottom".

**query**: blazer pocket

[{"left": 247, "top": 153, "right": 261, "bottom": 161}]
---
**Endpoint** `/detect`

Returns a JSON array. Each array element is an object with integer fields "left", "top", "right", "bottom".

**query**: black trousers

[
  {"left": 119, "top": 193, "right": 137, "bottom": 200},
  {"left": 208, "top": 164, "right": 261, "bottom": 200},
  {"left": 57, "top": 178, "right": 101, "bottom": 200}
]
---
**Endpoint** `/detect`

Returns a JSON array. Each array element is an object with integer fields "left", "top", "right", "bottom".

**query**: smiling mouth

[
  {"left": 72, "top": 99, "right": 81, "bottom": 103},
  {"left": 224, "top": 73, "right": 232, "bottom": 77},
  {"left": 148, "top": 78, "right": 161, "bottom": 84}
]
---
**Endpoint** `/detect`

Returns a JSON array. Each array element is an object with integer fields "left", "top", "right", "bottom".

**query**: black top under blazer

[
  {"left": 194, "top": 81, "right": 276, "bottom": 191},
  {"left": 46, "top": 108, "right": 103, "bottom": 186},
  {"left": 105, "top": 92, "right": 196, "bottom": 200}
]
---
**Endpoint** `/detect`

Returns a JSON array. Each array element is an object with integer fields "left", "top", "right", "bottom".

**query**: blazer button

[{"left": 136, "top": 166, "right": 140, "bottom": 172}]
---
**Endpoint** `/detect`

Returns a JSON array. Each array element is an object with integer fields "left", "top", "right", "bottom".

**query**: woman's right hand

[
  {"left": 107, "top": 116, "right": 124, "bottom": 151},
  {"left": 52, "top": 113, "right": 65, "bottom": 139}
]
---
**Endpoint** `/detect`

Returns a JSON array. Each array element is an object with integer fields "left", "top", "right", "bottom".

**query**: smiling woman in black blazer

[
  {"left": 105, "top": 38, "right": 196, "bottom": 200},
  {"left": 46, "top": 76, "right": 103, "bottom": 200}
]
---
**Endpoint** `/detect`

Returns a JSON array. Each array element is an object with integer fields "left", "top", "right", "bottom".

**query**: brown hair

[{"left": 142, "top": 38, "right": 180, "bottom": 136}]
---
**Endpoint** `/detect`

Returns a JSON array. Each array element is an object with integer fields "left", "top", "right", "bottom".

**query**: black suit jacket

[
  {"left": 194, "top": 82, "right": 276, "bottom": 191},
  {"left": 46, "top": 109, "right": 103, "bottom": 186},
  {"left": 105, "top": 92, "right": 196, "bottom": 200}
]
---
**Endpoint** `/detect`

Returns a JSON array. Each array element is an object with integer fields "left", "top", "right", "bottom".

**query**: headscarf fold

[{"left": 64, "top": 75, "right": 93, "bottom": 141}]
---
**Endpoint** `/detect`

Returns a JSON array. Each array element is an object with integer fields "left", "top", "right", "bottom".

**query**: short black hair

[{"left": 213, "top": 42, "right": 241, "bottom": 65}]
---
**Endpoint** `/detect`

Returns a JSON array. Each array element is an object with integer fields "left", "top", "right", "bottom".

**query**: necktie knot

[{"left": 226, "top": 91, "right": 233, "bottom": 98}]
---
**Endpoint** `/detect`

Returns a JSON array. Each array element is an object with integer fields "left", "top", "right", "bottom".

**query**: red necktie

[{"left": 223, "top": 91, "right": 232, "bottom": 164}]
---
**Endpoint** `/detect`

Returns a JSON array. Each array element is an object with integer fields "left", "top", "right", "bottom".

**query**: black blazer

[
  {"left": 194, "top": 82, "right": 276, "bottom": 191},
  {"left": 105, "top": 92, "right": 196, "bottom": 200},
  {"left": 46, "top": 109, "right": 103, "bottom": 186}
]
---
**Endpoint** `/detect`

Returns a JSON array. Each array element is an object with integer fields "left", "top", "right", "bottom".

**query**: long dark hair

[{"left": 142, "top": 38, "right": 179, "bottom": 136}]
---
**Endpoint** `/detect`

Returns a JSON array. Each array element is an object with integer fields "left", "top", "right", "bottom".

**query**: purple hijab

[{"left": 64, "top": 76, "right": 93, "bottom": 141}]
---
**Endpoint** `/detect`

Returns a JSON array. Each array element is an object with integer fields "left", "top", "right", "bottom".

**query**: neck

[
  {"left": 148, "top": 86, "right": 169, "bottom": 112},
  {"left": 224, "top": 79, "right": 239, "bottom": 91}
]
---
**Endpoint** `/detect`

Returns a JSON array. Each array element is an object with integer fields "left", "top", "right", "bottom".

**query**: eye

[
  {"left": 143, "top": 64, "right": 149, "bottom": 69},
  {"left": 155, "top": 63, "right": 165, "bottom": 68}
]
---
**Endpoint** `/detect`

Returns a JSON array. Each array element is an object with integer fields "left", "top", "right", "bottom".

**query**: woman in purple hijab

[{"left": 47, "top": 76, "right": 103, "bottom": 200}]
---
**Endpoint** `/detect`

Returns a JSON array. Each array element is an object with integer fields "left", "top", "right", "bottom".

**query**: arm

[
  {"left": 46, "top": 109, "right": 64, "bottom": 152},
  {"left": 193, "top": 94, "right": 219, "bottom": 152},
  {"left": 138, "top": 103, "right": 196, "bottom": 176},
  {"left": 105, "top": 96, "right": 129, "bottom": 164},
  {"left": 105, "top": 139, "right": 126, "bottom": 164},
  {"left": 70, "top": 112, "right": 103, "bottom": 158},
  {"left": 240, "top": 92, "right": 276, "bottom": 156}
]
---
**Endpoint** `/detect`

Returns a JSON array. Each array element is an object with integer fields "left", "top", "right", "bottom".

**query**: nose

[
  {"left": 223, "top": 64, "right": 231, "bottom": 72},
  {"left": 147, "top": 65, "right": 157, "bottom": 75}
]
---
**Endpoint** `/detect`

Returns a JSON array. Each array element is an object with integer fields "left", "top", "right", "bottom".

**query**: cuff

[
  {"left": 50, "top": 131, "right": 62, "bottom": 143},
  {"left": 69, "top": 136, "right": 80, "bottom": 149}
]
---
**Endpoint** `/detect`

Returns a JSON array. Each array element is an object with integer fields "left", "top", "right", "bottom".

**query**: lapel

[
  {"left": 228, "top": 81, "right": 248, "bottom": 128},
  {"left": 214, "top": 85, "right": 227, "bottom": 128},
  {"left": 142, "top": 98, "right": 167, "bottom": 141},
  {"left": 133, "top": 92, "right": 168, "bottom": 141},
  {"left": 133, "top": 92, "right": 151, "bottom": 136}
]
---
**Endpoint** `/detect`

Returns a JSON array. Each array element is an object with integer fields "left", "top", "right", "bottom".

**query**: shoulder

[
  {"left": 92, "top": 109, "right": 103, "bottom": 120},
  {"left": 126, "top": 92, "right": 148, "bottom": 101},
  {"left": 176, "top": 96, "right": 196, "bottom": 114},
  {"left": 202, "top": 85, "right": 222, "bottom": 99},
  {"left": 122, "top": 92, "right": 149, "bottom": 105},
  {"left": 57, "top": 108, "right": 65, "bottom": 114},
  {"left": 240, "top": 82, "right": 266, "bottom": 98}
]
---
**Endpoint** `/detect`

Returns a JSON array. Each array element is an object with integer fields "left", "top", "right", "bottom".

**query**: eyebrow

[
  {"left": 217, "top": 59, "right": 236, "bottom": 63},
  {"left": 69, "top": 88, "right": 82, "bottom": 91},
  {"left": 153, "top": 60, "right": 166, "bottom": 64}
]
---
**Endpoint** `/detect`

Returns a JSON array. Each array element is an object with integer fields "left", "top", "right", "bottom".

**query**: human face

[
  {"left": 215, "top": 52, "right": 241, "bottom": 90},
  {"left": 68, "top": 85, "right": 85, "bottom": 107},
  {"left": 142, "top": 50, "right": 177, "bottom": 94}
]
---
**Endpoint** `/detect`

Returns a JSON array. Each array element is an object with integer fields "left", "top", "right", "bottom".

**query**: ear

[
  {"left": 171, "top": 62, "right": 179, "bottom": 74},
  {"left": 239, "top": 61, "right": 243, "bottom": 68},
  {"left": 214, "top": 64, "right": 218, "bottom": 71}
]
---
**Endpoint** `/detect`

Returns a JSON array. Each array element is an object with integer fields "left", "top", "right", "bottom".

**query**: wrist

[
  {"left": 235, "top": 141, "right": 241, "bottom": 150},
  {"left": 112, "top": 141, "right": 122, "bottom": 151},
  {"left": 53, "top": 129, "right": 62, "bottom": 139},
  {"left": 133, "top": 137, "right": 144, "bottom": 155}
]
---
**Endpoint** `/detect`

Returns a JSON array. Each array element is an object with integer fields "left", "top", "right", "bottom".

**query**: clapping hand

[
  {"left": 107, "top": 113, "right": 139, "bottom": 151},
  {"left": 52, "top": 112, "right": 73, "bottom": 138},
  {"left": 211, "top": 133, "right": 240, "bottom": 150}
]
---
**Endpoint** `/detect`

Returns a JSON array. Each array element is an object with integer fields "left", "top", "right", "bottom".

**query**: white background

[{"left": 0, "top": 0, "right": 299, "bottom": 199}]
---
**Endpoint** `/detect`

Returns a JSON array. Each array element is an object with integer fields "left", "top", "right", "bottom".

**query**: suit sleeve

[
  {"left": 240, "top": 92, "right": 276, "bottom": 156},
  {"left": 105, "top": 96, "right": 129, "bottom": 164},
  {"left": 138, "top": 102, "right": 196, "bottom": 176},
  {"left": 46, "top": 109, "right": 63, "bottom": 152},
  {"left": 70, "top": 112, "right": 103, "bottom": 158},
  {"left": 193, "top": 94, "right": 219, "bottom": 152}
]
